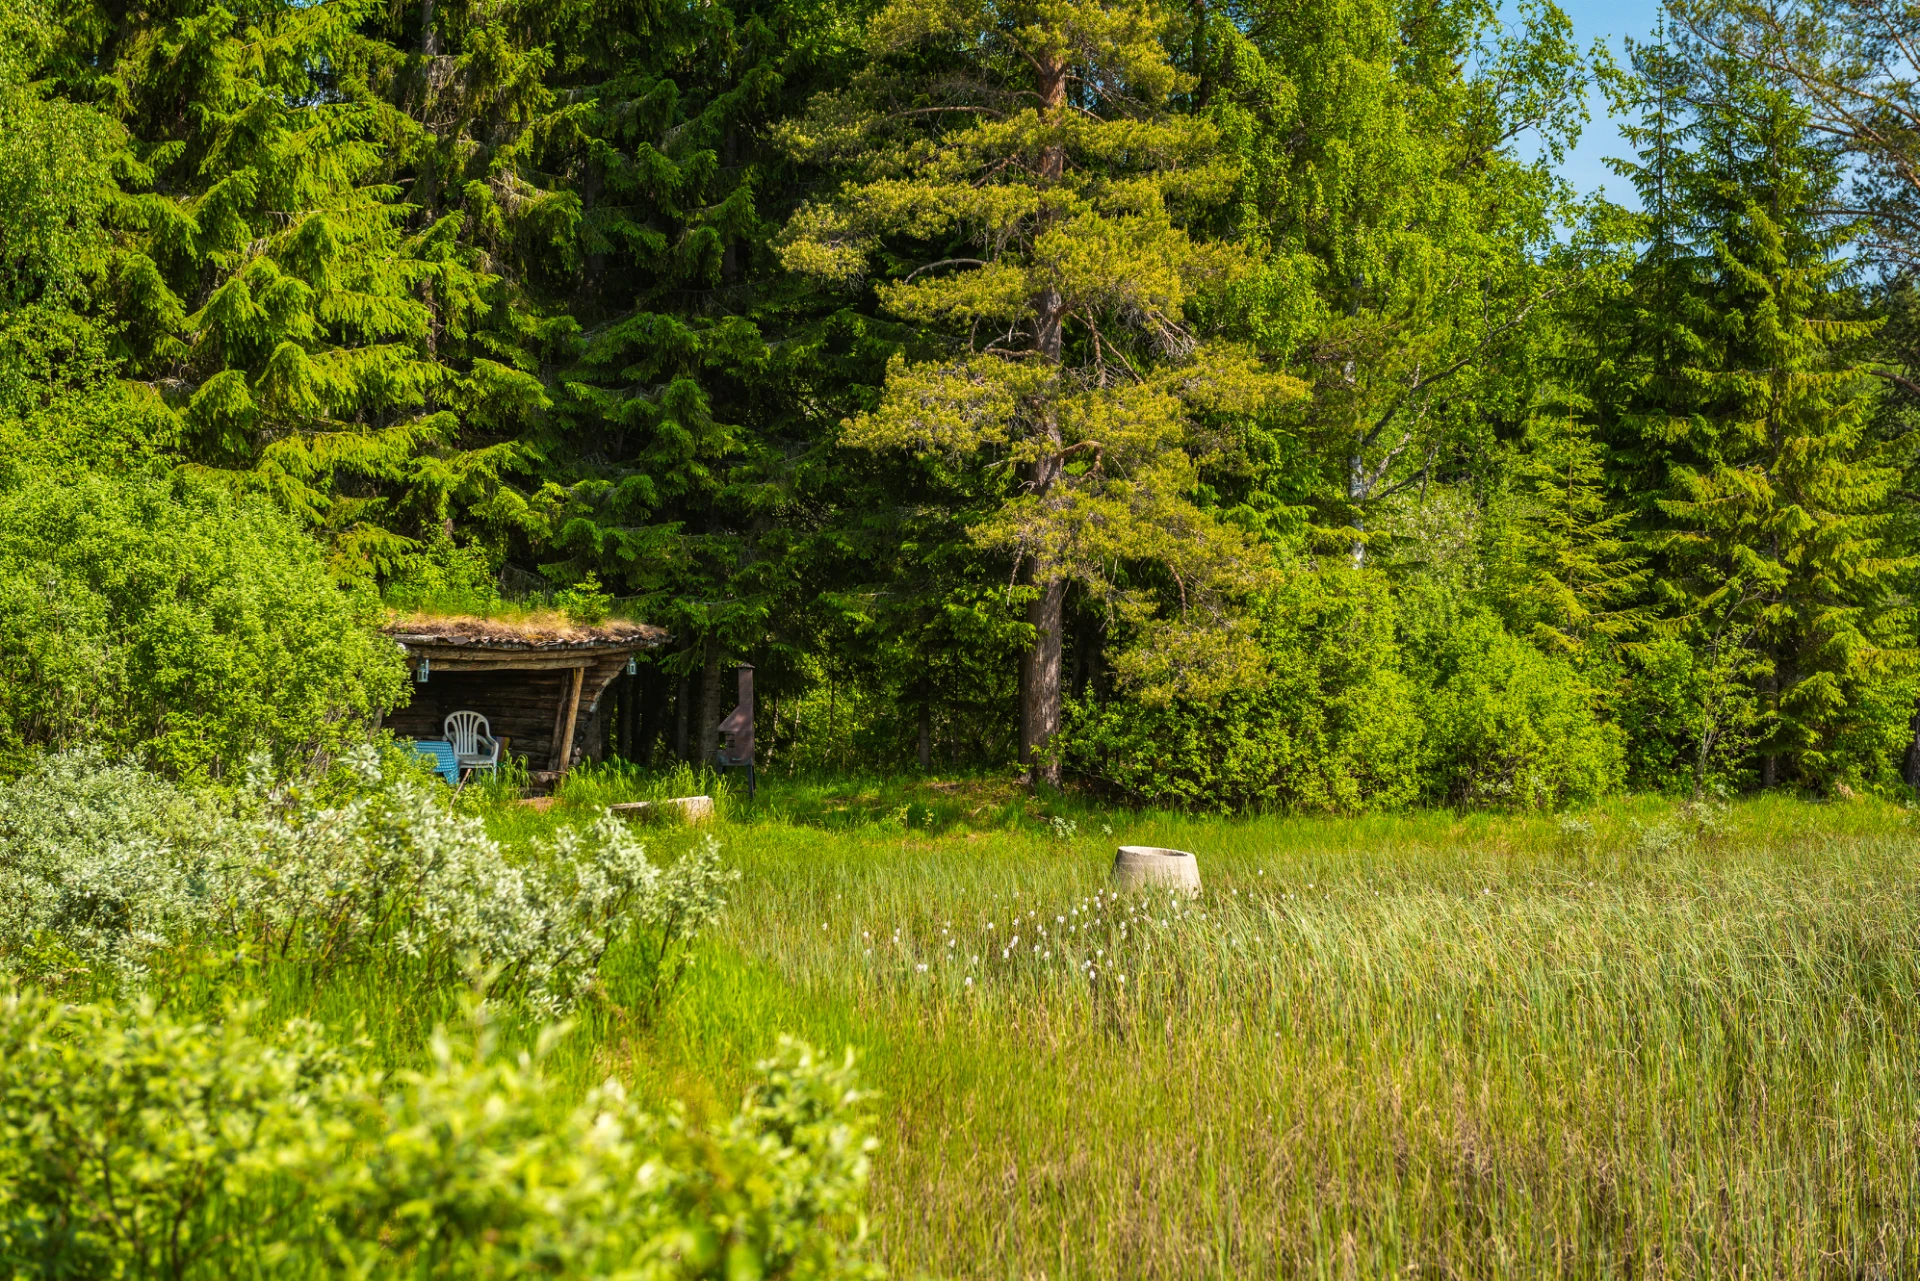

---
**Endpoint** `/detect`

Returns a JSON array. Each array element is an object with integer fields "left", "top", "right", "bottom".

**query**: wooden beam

[
  {"left": 402, "top": 642, "right": 646, "bottom": 661},
  {"left": 424, "top": 656, "right": 592, "bottom": 672},
  {"left": 553, "top": 665, "right": 585, "bottom": 774}
]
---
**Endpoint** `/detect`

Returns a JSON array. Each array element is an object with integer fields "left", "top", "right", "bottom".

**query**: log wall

[{"left": 385, "top": 655, "right": 628, "bottom": 769}]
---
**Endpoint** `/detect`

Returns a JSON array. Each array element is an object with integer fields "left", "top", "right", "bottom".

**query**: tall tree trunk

[
  {"left": 1013, "top": 53, "right": 1072, "bottom": 787},
  {"left": 674, "top": 670, "right": 690, "bottom": 762},
  {"left": 697, "top": 638, "right": 723, "bottom": 763},
  {"left": 917, "top": 678, "right": 932, "bottom": 771},
  {"left": 1347, "top": 452, "right": 1367, "bottom": 567},
  {"left": 1020, "top": 577, "right": 1067, "bottom": 783}
]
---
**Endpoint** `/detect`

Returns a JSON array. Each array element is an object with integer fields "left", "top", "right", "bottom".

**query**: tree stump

[{"left": 1111, "top": 846, "right": 1201, "bottom": 894}]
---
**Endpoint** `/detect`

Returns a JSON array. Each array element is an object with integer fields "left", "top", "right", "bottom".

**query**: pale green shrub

[
  {"left": 0, "top": 748, "right": 738, "bottom": 1016},
  {"left": 627, "top": 834, "right": 736, "bottom": 1020},
  {"left": 0, "top": 989, "right": 881, "bottom": 1280},
  {"left": 0, "top": 747, "right": 220, "bottom": 980},
  {"left": 220, "top": 747, "right": 672, "bottom": 1016}
]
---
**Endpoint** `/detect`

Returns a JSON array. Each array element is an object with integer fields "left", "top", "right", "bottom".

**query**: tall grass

[
  {"left": 161, "top": 771, "right": 1918, "bottom": 1276},
  {"left": 622, "top": 797, "right": 1920, "bottom": 1278}
]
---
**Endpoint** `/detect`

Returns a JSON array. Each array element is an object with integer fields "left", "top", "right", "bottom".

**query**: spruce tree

[
  {"left": 779, "top": 0, "right": 1298, "bottom": 781},
  {"left": 1652, "top": 41, "right": 1913, "bottom": 790},
  {"left": 1494, "top": 406, "right": 1650, "bottom": 659},
  {"left": 40, "top": 0, "right": 546, "bottom": 574},
  {"left": 1591, "top": 23, "right": 1706, "bottom": 506}
]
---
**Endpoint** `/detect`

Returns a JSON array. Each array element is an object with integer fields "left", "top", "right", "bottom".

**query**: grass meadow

[{"left": 281, "top": 771, "right": 1920, "bottom": 1278}]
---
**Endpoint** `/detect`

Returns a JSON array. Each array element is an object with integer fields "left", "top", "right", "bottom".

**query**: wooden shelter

[{"left": 383, "top": 616, "right": 667, "bottom": 781}]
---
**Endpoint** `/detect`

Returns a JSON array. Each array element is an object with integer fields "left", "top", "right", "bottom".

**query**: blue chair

[{"left": 409, "top": 739, "right": 460, "bottom": 785}]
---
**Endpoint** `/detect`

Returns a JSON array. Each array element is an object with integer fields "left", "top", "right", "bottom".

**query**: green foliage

[
  {"left": 555, "top": 572, "right": 614, "bottom": 627},
  {"left": 382, "top": 529, "right": 504, "bottom": 616},
  {"left": 0, "top": 307, "right": 175, "bottom": 478},
  {"left": 0, "top": 470, "right": 404, "bottom": 778},
  {"left": 0, "top": 0, "right": 118, "bottom": 307},
  {"left": 626, "top": 835, "right": 740, "bottom": 1023},
  {"left": 1062, "top": 567, "right": 1419, "bottom": 812},
  {"left": 1655, "top": 52, "right": 1910, "bottom": 789},
  {"left": 1216, "top": 0, "right": 1589, "bottom": 560},
  {"left": 0, "top": 989, "right": 881, "bottom": 1280},
  {"left": 6, "top": 0, "right": 1920, "bottom": 800},
  {"left": 1580, "top": 26, "right": 1917, "bottom": 795},
  {"left": 36, "top": 0, "right": 543, "bottom": 573},
  {"left": 782, "top": 0, "right": 1303, "bottom": 773},
  {"left": 1410, "top": 609, "right": 1624, "bottom": 809},
  {"left": 1488, "top": 410, "right": 1650, "bottom": 658},
  {"left": 0, "top": 748, "right": 214, "bottom": 983},
  {"left": 1604, "top": 634, "right": 1761, "bottom": 795}
]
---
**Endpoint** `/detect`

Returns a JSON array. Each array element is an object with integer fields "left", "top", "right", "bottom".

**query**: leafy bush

[
  {"left": 1411, "top": 611, "right": 1624, "bottom": 809},
  {"left": 0, "top": 990, "right": 881, "bottom": 1280},
  {"left": 0, "top": 748, "right": 219, "bottom": 983},
  {"left": 0, "top": 747, "right": 739, "bottom": 1015},
  {"left": 382, "top": 529, "right": 505, "bottom": 616},
  {"left": 0, "top": 470, "right": 406, "bottom": 779},
  {"left": 0, "top": 308, "right": 176, "bottom": 481},
  {"left": 1061, "top": 567, "right": 1421, "bottom": 812},
  {"left": 554, "top": 572, "right": 614, "bottom": 626}
]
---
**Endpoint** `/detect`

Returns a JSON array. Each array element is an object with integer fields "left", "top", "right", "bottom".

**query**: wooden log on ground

[{"left": 609, "top": 796, "right": 714, "bottom": 823}]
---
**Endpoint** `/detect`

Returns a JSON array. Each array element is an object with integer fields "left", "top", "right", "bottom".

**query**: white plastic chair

[{"left": 443, "top": 711, "right": 501, "bottom": 777}]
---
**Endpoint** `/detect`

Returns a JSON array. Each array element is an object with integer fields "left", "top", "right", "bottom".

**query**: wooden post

[
  {"left": 550, "top": 665, "right": 586, "bottom": 773},
  {"left": 558, "top": 665, "right": 585, "bottom": 773},
  {"left": 619, "top": 666, "right": 635, "bottom": 761}
]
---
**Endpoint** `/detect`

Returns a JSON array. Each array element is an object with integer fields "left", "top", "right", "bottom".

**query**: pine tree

[{"left": 779, "top": 0, "right": 1300, "bottom": 781}]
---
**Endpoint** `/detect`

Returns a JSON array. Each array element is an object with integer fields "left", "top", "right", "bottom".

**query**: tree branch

[{"left": 905, "top": 258, "right": 988, "bottom": 281}]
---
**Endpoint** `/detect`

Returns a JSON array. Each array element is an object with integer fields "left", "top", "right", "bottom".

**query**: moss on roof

[{"left": 383, "top": 611, "right": 667, "bottom": 650}]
